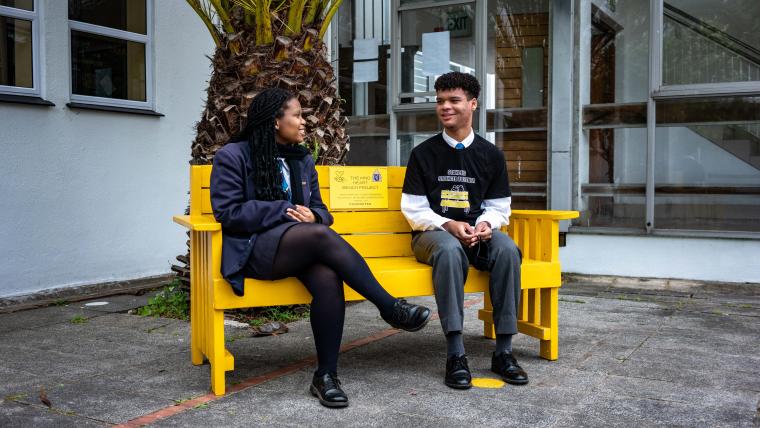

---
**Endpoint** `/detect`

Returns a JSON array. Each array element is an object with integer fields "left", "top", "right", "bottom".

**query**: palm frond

[
  {"left": 186, "top": 0, "right": 222, "bottom": 46},
  {"left": 318, "top": 0, "right": 343, "bottom": 40}
]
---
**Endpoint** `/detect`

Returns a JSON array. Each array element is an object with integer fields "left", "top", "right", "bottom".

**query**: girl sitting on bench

[{"left": 210, "top": 88, "right": 431, "bottom": 408}]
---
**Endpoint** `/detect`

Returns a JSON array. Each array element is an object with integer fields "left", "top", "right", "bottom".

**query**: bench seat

[{"left": 212, "top": 257, "right": 560, "bottom": 310}]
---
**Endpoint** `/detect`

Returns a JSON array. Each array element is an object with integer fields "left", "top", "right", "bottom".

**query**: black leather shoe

[
  {"left": 382, "top": 299, "right": 431, "bottom": 332},
  {"left": 310, "top": 373, "right": 349, "bottom": 408},
  {"left": 445, "top": 354, "right": 472, "bottom": 389},
  {"left": 491, "top": 352, "right": 529, "bottom": 385}
]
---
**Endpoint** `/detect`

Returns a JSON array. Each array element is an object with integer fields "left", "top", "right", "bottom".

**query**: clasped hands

[
  {"left": 442, "top": 220, "right": 492, "bottom": 247},
  {"left": 286, "top": 205, "right": 316, "bottom": 223}
]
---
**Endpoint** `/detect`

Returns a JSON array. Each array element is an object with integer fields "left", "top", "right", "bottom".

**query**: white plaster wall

[
  {"left": 0, "top": 1, "right": 215, "bottom": 298},
  {"left": 561, "top": 233, "right": 760, "bottom": 283}
]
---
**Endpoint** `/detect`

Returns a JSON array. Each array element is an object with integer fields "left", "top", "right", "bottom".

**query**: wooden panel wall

[{"left": 494, "top": 13, "right": 549, "bottom": 210}]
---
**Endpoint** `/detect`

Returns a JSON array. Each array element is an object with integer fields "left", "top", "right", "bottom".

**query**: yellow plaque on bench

[{"left": 329, "top": 166, "right": 389, "bottom": 210}]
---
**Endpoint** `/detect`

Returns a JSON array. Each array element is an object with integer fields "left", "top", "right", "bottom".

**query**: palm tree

[
  {"left": 185, "top": 0, "right": 348, "bottom": 164},
  {"left": 173, "top": 0, "right": 347, "bottom": 288}
]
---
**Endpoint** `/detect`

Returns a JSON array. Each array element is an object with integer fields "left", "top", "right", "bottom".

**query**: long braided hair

[{"left": 233, "top": 88, "right": 295, "bottom": 201}]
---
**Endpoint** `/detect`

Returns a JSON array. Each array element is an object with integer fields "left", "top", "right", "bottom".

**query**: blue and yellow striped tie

[{"left": 278, "top": 159, "right": 292, "bottom": 202}]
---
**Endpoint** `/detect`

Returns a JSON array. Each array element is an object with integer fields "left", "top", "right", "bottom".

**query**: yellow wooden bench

[{"left": 173, "top": 165, "right": 578, "bottom": 395}]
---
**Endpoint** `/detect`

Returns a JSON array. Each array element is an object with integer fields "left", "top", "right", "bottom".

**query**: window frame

[
  {"left": 0, "top": 0, "right": 41, "bottom": 97},
  {"left": 67, "top": 0, "right": 154, "bottom": 110}
]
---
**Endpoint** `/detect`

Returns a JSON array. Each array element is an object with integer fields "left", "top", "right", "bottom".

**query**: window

[
  {"left": 577, "top": 0, "right": 650, "bottom": 229},
  {"left": 336, "top": 0, "right": 392, "bottom": 166},
  {"left": 576, "top": 1, "right": 760, "bottom": 235},
  {"left": 398, "top": 2, "right": 476, "bottom": 104},
  {"left": 0, "top": 0, "right": 39, "bottom": 96},
  {"left": 68, "top": 0, "right": 152, "bottom": 109},
  {"left": 654, "top": 96, "right": 760, "bottom": 232},
  {"left": 662, "top": 0, "right": 760, "bottom": 87},
  {"left": 486, "top": 0, "right": 551, "bottom": 210}
]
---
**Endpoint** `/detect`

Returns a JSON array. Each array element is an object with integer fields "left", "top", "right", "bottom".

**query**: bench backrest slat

[
  {"left": 189, "top": 164, "right": 416, "bottom": 259},
  {"left": 187, "top": 164, "right": 571, "bottom": 262}
]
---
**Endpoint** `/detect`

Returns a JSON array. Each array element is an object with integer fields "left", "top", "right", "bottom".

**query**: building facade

[
  {"left": 0, "top": 0, "right": 214, "bottom": 298},
  {"left": 1, "top": 0, "right": 758, "bottom": 299},
  {"left": 335, "top": 0, "right": 760, "bottom": 283}
]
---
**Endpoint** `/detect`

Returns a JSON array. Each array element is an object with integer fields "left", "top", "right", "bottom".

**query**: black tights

[{"left": 271, "top": 223, "right": 397, "bottom": 376}]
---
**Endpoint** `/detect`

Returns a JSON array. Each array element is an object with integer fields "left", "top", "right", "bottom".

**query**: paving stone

[
  {"left": 0, "top": 305, "right": 102, "bottom": 334},
  {"left": 0, "top": 400, "right": 108, "bottom": 427},
  {"left": 10, "top": 378, "right": 177, "bottom": 425},
  {"left": 76, "top": 292, "right": 157, "bottom": 313}
]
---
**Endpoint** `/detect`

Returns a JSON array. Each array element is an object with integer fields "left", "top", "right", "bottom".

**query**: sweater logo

[{"left": 440, "top": 185, "right": 470, "bottom": 213}]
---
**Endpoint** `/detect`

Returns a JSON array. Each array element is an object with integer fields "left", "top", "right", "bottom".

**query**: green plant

[
  {"left": 137, "top": 281, "right": 189, "bottom": 321},
  {"left": 70, "top": 315, "right": 88, "bottom": 324},
  {"left": 228, "top": 304, "right": 309, "bottom": 326}
]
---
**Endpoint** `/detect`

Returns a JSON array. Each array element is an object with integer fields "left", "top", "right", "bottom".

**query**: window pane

[
  {"left": 336, "top": 0, "right": 389, "bottom": 116},
  {"left": 654, "top": 123, "right": 760, "bottom": 232},
  {"left": 397, "top": 110, "right": 444, "bottom": 165},
  {"left": 68, "top": 0, "right": 147, "bottom": 35},
  {"left": 0, "top": 17, "right": 33, "bottom": 88},
  {"left": 0, "top": 0, "right": 33, "bottom": 11},
  {"left": 663, "top": 0, "right": 760, "bottom": 85},
  {"left": 590, "top": 1, "right": 650, "bottom": 104},
  {"left": 71, "top": 30, "right": 146, "bottom": 101},
  {"left": 577, "top": 127, "right": 647, "bottom": 229},
  {"left": 399, "top": 3, "right": 476, "bottom": 104},
  {"left": 344, "top": 115, "right": 391, "bottom": 166},
  {"left": 487, "top": 0, "right": 550, "bottom": 209},
  {"left": 397, "top": 110, "right": 480, "bottom": 166}
]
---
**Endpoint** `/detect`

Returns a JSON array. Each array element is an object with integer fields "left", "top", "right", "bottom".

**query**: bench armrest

[
  {"left": 506, "top": 210, "right": 579, "bottom": 262},
  {"left": 173, "top": 215, "right": 221, "bottom": 231},
  {"left": 511, "top": 210, "right": 579, "bottom": 221}
]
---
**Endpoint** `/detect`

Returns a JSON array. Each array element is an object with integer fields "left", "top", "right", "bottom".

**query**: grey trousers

[{"left": 412, "top": 230, "right": 522, "bottom": 335}]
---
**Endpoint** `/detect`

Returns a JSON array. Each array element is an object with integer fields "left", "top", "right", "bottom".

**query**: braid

[{"left": 234, "top": 88, "right": 295, "bottom": 201}]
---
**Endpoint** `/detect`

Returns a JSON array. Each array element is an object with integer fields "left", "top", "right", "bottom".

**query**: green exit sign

[{"left": 447, "top": 11, "right": 471, "bottom": 38}]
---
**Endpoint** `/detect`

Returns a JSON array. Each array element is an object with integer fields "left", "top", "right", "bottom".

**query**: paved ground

[{"left": 0, "top": 280, "right": 758, "bottom": 427}]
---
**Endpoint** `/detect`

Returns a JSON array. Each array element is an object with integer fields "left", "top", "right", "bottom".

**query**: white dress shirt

[{"left": 400, "top": 129, "right": 512, "bottom": 231}]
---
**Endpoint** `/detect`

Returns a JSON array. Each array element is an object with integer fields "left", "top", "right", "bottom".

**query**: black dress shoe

[
  {"left": 310, "top": 373, "right": 349, "bottom": 408},
  {"left": 491, "top": 352, "right": 529, "bottom": 385},
  {"left": 445, "top": 354, "right": 472, "bottom": 389},
  {"left": 382, "top": 299, "right": 432, "bottom": 332}
]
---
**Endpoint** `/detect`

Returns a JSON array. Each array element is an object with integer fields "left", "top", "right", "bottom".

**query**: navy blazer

[{"left": 210, "top": 141, "right": 333, "bottom": 295}]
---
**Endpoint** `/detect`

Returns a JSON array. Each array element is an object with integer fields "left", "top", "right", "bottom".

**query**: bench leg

[
  {"left": 190, "top": 293, "right": 204, "bottom": 366},
  {"left": 481, "top": 289, "right": 496, "bottom": 340},
  {"left": 539, "top": 287, "right": 559, "bottom": 361},
  {"left": 209, "top": 308, "right": 228, "bottom": 396}
]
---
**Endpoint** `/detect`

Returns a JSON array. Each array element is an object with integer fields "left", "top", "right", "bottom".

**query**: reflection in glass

[
  {"left": 0, "top": 0, "right": 33, "bottom": 10},
  {"left": 399, "top": 3, "right": 476, "bottom": 103},
  {"left": 0, "top": 17, "right": 33, "bottom": 88},
  {"left": 71, "top": 31, "right": 146, "bottom": 101},
  {"left": 68, "top": 0, "right": 147, "bottom": 35},
  {"left": 397, "top": 110, "right": 446, "bottom": 166},
  {"left": 589, "top": 0, "right": 649, "bottom": 104},
  {"left": 663, "top": 0, "right": 760, "bottom": 85},
  {"left": 486, "top": 0, "right": 549, "bottom": 209},
  {"left": 344, "top": 115, "right": 391, "bottom": 166},
  {"left": 655, "top": 124, "right": 760, "bottom": 231},
  {"left": 577, "top": 127, "right": 647, "bottom": 228},
  {"left": 336, "top": 0, "right": 389, "bottom": 116}
]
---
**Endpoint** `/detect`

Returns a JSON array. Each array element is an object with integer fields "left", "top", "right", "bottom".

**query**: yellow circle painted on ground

[{"left": 471, "top": 377, "right": 505, "bottom": 389}]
